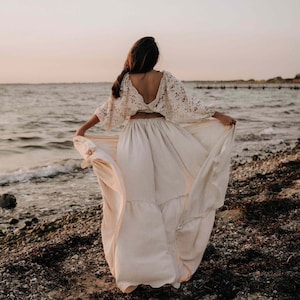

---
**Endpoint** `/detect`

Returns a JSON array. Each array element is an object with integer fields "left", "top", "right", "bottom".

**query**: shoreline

[
  {"left": 1, "top": 140, "right": 297, "bottom": 234},
  {"left": 0, "top": 144, "right": 299, "bottom": 299}
]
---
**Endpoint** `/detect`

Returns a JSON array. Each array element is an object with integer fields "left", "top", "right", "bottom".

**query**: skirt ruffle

[{"left": 73, "top": 118, "right": 235, "bottom": 293}]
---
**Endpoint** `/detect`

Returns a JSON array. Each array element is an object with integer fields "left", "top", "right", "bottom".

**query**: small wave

[
  {"left": 21, "top": 145, "right": 47, "bottom": 150},
  {"left": 19, "top": 136, "right": 42, "bottom": 141},
  {"left": 4, "top": 136, "right": 42, "bottom": 142},
  {"left": 237, "top": 126, "right": 280, "bottom": 142},
  {"left": 248, "top": 104, "right": 266, "bottom": 109},
  {"left": 249, "top": 104, "right": 282, "bottom": 109},
  {"left": 259, "top": 127, "right": 277, "bottom": 136},
  {"left": 236, "top": 133, "right": 264, "bottom": 142},
  {"left": 0, "top": 159, "right": 82, "bottom": 185},
  {"left": 286, "top": 102, "right": 295, "bottom": 107},
  {"left": 47, "top": 140, "right": 74, "bottom": 149},
  {"left": 269, "top": 104, "right": 282, "bottom": 108},
  {"left": 63, "top": 120, "right": 84, "bottom": 125},
  {"left": 22, "top": 89, "right": 34, "bottom": 95},
  {"left": 17, "top": 140, "right": 73, "bottom": 150},
  {"left": 23, "top": 121, "right": 49, "bottom": 129},
  {"left": 0, "top": 149, "right": 21, "bottom": 155}
]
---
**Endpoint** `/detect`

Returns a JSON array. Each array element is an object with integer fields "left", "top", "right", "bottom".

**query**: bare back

[{"left": 129, "top": 70, "right": 163, "bottom": 104}]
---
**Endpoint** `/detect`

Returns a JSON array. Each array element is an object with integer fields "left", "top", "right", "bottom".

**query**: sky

[{"left": 0, "top": 0, "right": 299, "bottom": 83}]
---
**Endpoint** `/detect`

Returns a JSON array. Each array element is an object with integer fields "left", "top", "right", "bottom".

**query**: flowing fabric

[{"left": 73, "top": 117, "right": 235, "bottom": 293}]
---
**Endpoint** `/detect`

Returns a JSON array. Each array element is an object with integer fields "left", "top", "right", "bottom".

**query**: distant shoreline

[
  {"left": 1, "top": 74, "right": 300, "bottom": 86},
  {"left": 185, "top": 75, "right": 300, "bottom": 85},
  {"left": 188, "top": 75, "right": 300, "bottom": 89}
]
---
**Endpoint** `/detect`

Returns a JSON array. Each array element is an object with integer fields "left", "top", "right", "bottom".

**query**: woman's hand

[
  {"left": 75, "top": 127, "right": 86, "bottom": 136},
  {"left": 213, "top": 111, "right": 236, "bottom": 126},
  {"left": 74, "top": 114, "right": 100, "bottom": 136}
]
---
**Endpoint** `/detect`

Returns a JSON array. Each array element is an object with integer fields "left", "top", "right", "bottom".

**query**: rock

[
  {"left": 9, "top": 218, "right": 19, "bottom": 225},
  {"left": 217, "top": 209, "right": 243, "bottom": 224},
  {"left": 0, "top": 193, "right": 17, "bottom": 209},
  {"left": 25, "top": 220, "right": 32, "bottom": 227},
  {"left": 268, "top": 183, "right": 282, "bottom": 193},
  {"left": 32, "top": 217, "right": 39, "bottom": 224}
]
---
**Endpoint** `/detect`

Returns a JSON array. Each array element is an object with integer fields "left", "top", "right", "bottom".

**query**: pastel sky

[{"left": 1, "top": 0, "right": 299, "bottom": 83}]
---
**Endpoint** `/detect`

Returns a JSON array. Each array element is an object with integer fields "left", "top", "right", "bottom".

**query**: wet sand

[{"left": 0, "top": 143, "right": 299, "bottom": 300}]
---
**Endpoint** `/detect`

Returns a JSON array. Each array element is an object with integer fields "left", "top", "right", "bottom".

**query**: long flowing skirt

[{"left": 73, "top": 118, "right": 235, "bottom": 293}]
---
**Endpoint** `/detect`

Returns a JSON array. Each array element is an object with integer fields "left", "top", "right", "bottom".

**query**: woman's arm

[
  {"left": 213, "top": 111, "right": 236, "bottom": 126},
  {"left": 75, "top": 114, "right": 100, "bottom": 136}
]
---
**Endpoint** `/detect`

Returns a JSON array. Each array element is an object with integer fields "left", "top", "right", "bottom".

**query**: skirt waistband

[{"left": 130, "top": 112, "right": 164, "bottom": 119}]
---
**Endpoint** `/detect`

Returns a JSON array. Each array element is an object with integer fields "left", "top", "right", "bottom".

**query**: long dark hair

[{"left": 111, "top": 37, "right": 159, "bottom": 98}]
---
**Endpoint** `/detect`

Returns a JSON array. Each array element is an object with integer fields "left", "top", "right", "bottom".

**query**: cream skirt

[{"left": 73, "top": 118, "right": 235, "bottom": 293}]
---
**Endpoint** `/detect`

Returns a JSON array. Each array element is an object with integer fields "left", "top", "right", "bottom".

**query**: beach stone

[
  {"left": 9, "top": 218, "right": 19, "bottom": 225},
  {"left": 32, "top": 217, "right": 39, "bottom": 223},
  {"left": 25, "top": 220, "right": 32, "bottom": 227},
  {"left": 268, "top": 183, "right": 282, "bottom": 193},
  {"left": 0, "top": 193, "right": 17, "bottom": 209},
  {"left": 217, "top": 209, "right": 243, "bottom": 224}
]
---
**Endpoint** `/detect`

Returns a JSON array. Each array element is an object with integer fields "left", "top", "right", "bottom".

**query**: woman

[{"left": 74, "top": 36, "right": 236, "bottom": 293}]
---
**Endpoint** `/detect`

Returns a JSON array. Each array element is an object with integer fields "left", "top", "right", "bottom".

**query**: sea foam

[{"left": 0, "top": 159, "right": 82, "bottom": 185}]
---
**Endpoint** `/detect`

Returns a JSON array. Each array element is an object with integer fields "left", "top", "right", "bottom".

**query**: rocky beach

[{"left": 0, "top": 142, "right": 299, "bottom": 300}]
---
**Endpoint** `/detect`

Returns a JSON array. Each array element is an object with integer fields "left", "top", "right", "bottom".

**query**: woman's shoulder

[
  {"left": 163, "top": 70, "right": 180, "bottom": 80},
  {"left": 119, "top": 73, "right": 130, "bottom": 92},
  {"left": 122, "top": 72, "right": 130, "bottom": 83},
  {"left": 162, "top": 70, "right": 172, "bottom": 77},
  {"left": 162, "top": 70, "right": 182, "bottom": 87}
]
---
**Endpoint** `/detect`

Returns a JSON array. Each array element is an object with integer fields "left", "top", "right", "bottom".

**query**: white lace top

[{"left": 94, "top": 71, "right": 215, "bottom": 130}]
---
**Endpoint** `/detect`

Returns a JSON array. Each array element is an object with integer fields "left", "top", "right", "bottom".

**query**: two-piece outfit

[{"left": 74, "top": 71, "right": 235, "bottom": 293}]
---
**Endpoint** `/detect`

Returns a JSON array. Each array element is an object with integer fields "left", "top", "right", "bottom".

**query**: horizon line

[{"left": 1, "top": 74, "right": 299, "bottom": 86}]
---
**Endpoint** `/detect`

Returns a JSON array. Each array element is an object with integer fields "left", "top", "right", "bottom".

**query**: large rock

[{"left": 0, "top": 193, "right": 17, "bottom": 209}]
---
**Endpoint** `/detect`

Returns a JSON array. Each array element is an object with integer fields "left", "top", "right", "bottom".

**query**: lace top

[{"left": 94, "top": 71, "right": 215, "bottom": 130}]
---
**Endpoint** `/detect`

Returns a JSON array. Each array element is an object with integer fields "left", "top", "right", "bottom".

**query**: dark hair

[{"left": 111, "top": 36, "right": 159, "bottom": 98}]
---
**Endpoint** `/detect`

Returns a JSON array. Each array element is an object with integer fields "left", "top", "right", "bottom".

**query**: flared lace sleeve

[
  {"left": 94, "top": 74, "right": 137, "bottom": 130},
  {"left": 164, "top": 71, "right": 215, "bottom": 122}
]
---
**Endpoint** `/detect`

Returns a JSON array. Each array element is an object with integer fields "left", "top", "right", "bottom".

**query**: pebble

[
  {"left": 32, "top": 217, "right": 39, "bottom": 223},
  {"left": 25, "top": 220, "right": 32, "bottom": 227},
  {"left": 0, "top": 193, "right": 17, "bottom": 209},
  {"left": 9, "top": 218, "right": 19, "bottom": 225}
]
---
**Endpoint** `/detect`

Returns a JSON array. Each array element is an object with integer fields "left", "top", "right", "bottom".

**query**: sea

[{"left": 1, "top": 81, "right": 299, "bottom": 230}]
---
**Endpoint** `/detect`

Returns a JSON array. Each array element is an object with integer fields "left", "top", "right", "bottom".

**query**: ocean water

[{"left": 1, "top": 82, "right": 299, "bottom": 228}]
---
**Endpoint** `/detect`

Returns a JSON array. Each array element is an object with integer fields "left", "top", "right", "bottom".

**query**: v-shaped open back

[{"left": 129, "top": 71, "right": 164, "bottom": 105}]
